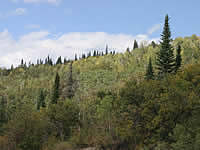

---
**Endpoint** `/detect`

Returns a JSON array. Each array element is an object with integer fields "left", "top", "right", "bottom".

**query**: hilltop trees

[{"left": 156, "top": 15, "right": 176, "bottom": 76}]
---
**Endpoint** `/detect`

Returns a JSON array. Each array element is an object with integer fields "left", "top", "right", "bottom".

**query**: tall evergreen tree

[
  {"left": 51, "top": 73, "right": 60, "bottom": 104},
  {"left": 93, "top": 50, "right": 97, "bottom": 57},
  {"left": 151, "top": 41, "right": 156, "bottom": 48},
  {"left": 56, "top": 56, "right": 62, "bottom": 65},
  {"left": 133, "top": 40, "right": 138, "bottom": 49},
  {"left": 37, "top": 89, "right": 46, "bottom": 110},
  {"left": 65, "top": 62, "right": 74, "bottom": 99},
  {"left": 105, "top": 45, "right": 108, "bottom": 55},
  {"left": 75, "top": 54, "right": 78, "bottom": 61},
  {"left": 126, "top": 47, "right": 130, "bottom": 53},
  {"left": 145, "top": 57, "right": 154, "bottom": 80},
  {"left": 156, "top": 15, "right": 175, "bottom": 76},
  {"left": 175, "top": 44, "right": 182, "bottom": 72},
  {"left": 0, "top": 96, "right": 7, "bottom": 132}
]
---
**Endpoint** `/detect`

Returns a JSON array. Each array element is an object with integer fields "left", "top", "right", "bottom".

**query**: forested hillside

[{"left": 0, "top": 16, "right": 200, "bottom": 150}]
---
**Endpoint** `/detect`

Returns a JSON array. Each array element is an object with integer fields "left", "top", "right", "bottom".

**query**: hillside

[{"left": 0, "top": 34, "right": 200, "bottom": 150}]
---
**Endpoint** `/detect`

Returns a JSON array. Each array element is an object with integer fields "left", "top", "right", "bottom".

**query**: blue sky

[{"left": 0, "top": 0, "right": 199, "bottom": 67}]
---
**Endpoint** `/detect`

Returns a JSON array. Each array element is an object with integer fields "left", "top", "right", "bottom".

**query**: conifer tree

[
  {"left": 65, "top": 62, "right": 74, "bottom": 99},
  {"left": 175, "top": 44, "right": 182, "bottom": 72},
  {"left": 105, "top": 45, "right": 108, "bottom": 55},
  {"left": 151, "top": 41, "right": 156, "bottom": 48},
  {"left": 82, "top": 54, "right": 86, "bottom": 59},
  {"left": 93, "top": 50, "right": 97, "bottom": 57},
  {"left": 0, "top": 97, "right": 7, "bottom": 131},
  {"left": 156, "top": 15, "right": 175, "bottom": 76},
  {"left": 56, "top": 56, "right": 62, "bottom": 65},
  {"left": 133, "top": 40, "right": 138, "bottom": 49},
  {"left": 51, "top": 73, "right": 60, "bottom": 104},
  {"left": 126, "top": 47, "right": 130, "bottom": 53},
  {"left": 145, "top": 57, "right": 154, "bottom": 80},
  {"left": 37, "top": 89, "right": 46, "bottom": 110},
  {"left": 75, "top": 54, "right": 78, "bottom": 61}
]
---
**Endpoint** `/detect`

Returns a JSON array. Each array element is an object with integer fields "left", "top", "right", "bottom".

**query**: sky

[{"left": 0, "top": 0, "right": 199, "bottom": 67}]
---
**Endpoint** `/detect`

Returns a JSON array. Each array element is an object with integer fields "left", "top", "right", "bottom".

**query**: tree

[
  {"left": 65, "top": 62, "right": 74, "bottom": 99},
  {"left": 0, "top": 97, "right": 7, "bottom": 133},
  {"left": 37, "top": 89, "right": 46, "bottom": 110},
  {"left": 93, "top": 50, "right": 97, "bottom": 57},
  {"left": 151, "top": 41, "right": 156, "bottom": 48},
  {"left": 126, "top": 47, "right": 130, "bottom": 53},
  {"left": 51, "top": 73, "right": 60, "bottom": 104},
  {"left": 75, "top": 54, "right": 78, "bottom": 61},
  {"left": 105, "top": 45, "right": 108, "bottom": 55},
  {"left": 156, "top": 15, "right": 175, "bottom": 76},
  {"left": 145, "top": 57, "right": 154, "bottom": 80},
  {"left": 56, "top": 56, "right": 62, "bottom": 65},
  {"left": 175, "top": 45, "right": 182, "bottom": 72},
  {"left": 133, "top": 40, "right": 138, "bottom": 49}
]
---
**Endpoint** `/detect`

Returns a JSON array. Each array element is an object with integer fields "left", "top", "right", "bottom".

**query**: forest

[{"left": 0, "top": 15, "right": 200, "bottom": 150}]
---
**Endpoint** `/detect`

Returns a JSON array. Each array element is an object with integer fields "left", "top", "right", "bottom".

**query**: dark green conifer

[
  {"left": 156, "top": 15, "right": 175, "bottom": 76},
  {"left": 0, "top": 97, "right": 7, "bottom": 132},
  {"left": 51, "top": 73, "right": 60, "bottom": 104},
  {"left": 56, "top": 56, "right": 62, "bottom": 65},
  {"left": 151, "top": 41, "right": 156, "bottom": 48},
  {"left": 93, "top": 50, "right": 97, "bottom": 57},
  {"left": 37, "top": 89, "right": 46, "bottom": 110},
  {"left": 75, "top": 54, "right": 78, "bottom": 61},
  {"left": 145, "top": 57, "right": 154, "bottom": 80},
  {"left": 126, "top": 47, "right": 130, "bottom": 53},
  {"left": 105, "top": 45, "right": 108, "bottom": 55},
  {"left": 133, "top": 40, "right": 138, "bottom": 49},
  {"left": 175, "top": 45, "right": 182, "bottom": 72},
  {"left": 65, "top": 62, "right": 74, "bottom": 99}
]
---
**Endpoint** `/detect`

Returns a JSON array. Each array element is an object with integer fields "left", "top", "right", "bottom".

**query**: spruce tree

[
  {"left": 126, "top": 47, "right": 130, "bottom": 53},
  {"left": 156, "top": 15, "right": 175, "bottom": 76},
  {"left": 145, "top": 57, "right": 154, "bottom": 80},
  {"left": 175, "top": 45, "right": 182, "bottom": 72},
  {"left": 51, "top": 73, "right": 60, "bottom": 104},
  {"left": 133, "top": 40, "right": 138, "bottom": 49},
  {"left": 75, "top": 54, "right": 78, "bottom": 61},
  {"left": 56, "top": 56, "right": 62, "bottom": 65},
  {"left": 66, "top": 62, "right": 74, "bottom": 99},
  {"left": 105, "top": 45, "right": 108, "bottom": 55},
  {"left": 0, "top": 97, "right": 7, "bottom": 132},
  {"left": 37, "top": 89, "right": 46, "bottom": 110}
]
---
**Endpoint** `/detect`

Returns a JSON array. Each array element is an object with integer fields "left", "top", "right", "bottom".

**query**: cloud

[
  {"left": 0, "top": 30, "right": 159, "bottom": 68},
  {"left": 147, "top": 24, "right": 161, "bottom": 35},
  {"left": 14, "top": 8, "right": 27, "bottom": 15},
  {"left": 25, "top": 24, "right": 40, "bottom": 29},
  {"left": 0, "top": 8, "right": 26, "bottom": 18}
]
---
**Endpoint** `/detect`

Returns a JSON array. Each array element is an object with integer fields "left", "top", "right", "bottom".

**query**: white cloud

[
  {"left": 0, "top": 8, "right": 26, "bottom": 18},
  {"left": 0, "top": 30, "right": 159, "bottom": 68},
  {"left": 147, "top": 24, "right": 161, "bottom": 35},
  {"left": 14, "top": 8, "right": 27, "bottom": 15}
]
